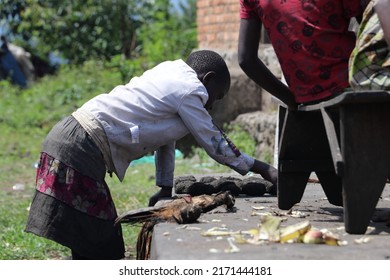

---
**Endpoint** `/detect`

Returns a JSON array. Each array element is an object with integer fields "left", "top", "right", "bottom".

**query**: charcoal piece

[
  {"left": 259, "top": 177, "right": 277, "bottom": 195},
  {"left": 265, "top": 183, "right": 277, "bottom": 196},
  {"left": 186, "top": 182, "right": 215, "bottom": 196},
  {"left": 211, "top": 176, "right": 242, "bottom": 196},
  {"left": 174, "top": 175, "right": 197, "bottom": 194},
  {"left": 199, "top": 176, "right": 217, "bottom": 184},
  {"left": 240, "top": 177, "right": 276, "bottom": 196},
  {"left": 174, "top": 175, "right": 196, "bottom": 184},
  {"left": 239, "top": 177, "right": 267, "bottom": 197},
  {"left": 175, "top": 181, "right": 214, "bottom": 196}
]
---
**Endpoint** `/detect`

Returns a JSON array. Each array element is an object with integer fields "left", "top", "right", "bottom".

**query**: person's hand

[
  {"left": 262, "top": 164, "right": 278, "bottom": 186},
  {"left": 148, "top": 186, "right": 173, "bottom": 206},
  {"left": 250, "top": 160, "right": 278, "bottom": 186}
]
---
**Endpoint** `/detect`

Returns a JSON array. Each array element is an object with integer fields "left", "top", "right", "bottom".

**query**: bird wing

[
  {"left": 115, "top": 205, "right": 167, "bottom": 225},
  {"left": 116, "top": 191, "right": 235, "bottom": 225},
  {"left": 115, "top": 196, "right": 195, "bottom": 225}
]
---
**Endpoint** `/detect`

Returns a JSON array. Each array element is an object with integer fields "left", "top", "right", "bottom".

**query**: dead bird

[
  {"left": 115, "top": 190, "right": 235, "bottom": 225},
  {"left": 115, "top": 191, "right": 235, "bottom": 259}
]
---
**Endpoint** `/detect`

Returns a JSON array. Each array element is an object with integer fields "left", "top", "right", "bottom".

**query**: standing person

[
  {"left": 25, "top": 50, "right": 277, "bottom": 260},
  {"left": 238, "top": 0, "right": 369, "bottom": 108},
  {"left": 349, "top": 0, "right": 390, "bottom": 90}
]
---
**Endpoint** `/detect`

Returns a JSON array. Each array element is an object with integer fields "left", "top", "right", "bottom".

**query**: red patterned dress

[
  {"left": 240, "top": 0, "right": 367, "bottom": 103},
  {"left": 25, "top": 116, "right": 125, "bottom": 260}
]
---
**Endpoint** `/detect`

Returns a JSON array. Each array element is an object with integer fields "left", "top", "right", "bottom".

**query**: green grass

[{"left": 0, "top": 61, "right": 255, "bottom": 260}]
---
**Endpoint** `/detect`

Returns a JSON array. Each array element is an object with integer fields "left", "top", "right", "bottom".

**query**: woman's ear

[{"left": 202, "top": 71, "right": 216, "bottom": 85}]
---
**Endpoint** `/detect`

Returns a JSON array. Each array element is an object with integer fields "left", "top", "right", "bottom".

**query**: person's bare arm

[
  {"left": 250, "top": 159, "right": 278, "bottom": 186},
  {"left": 374, "top": 0, "right": 390, "bottom": 46},
  {"left": 238, "top": 18, "right": 297, "bottom": 110}
]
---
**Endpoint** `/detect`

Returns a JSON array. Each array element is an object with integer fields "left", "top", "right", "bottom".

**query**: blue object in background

[
  {"left": 130, "top": 149, "right": 183, "bottom": 166},
  {"left": 0, "top": 38, "right": 27, "bottom": 88}
]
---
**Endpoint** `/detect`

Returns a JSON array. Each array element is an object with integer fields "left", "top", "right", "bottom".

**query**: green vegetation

[{"left": 1, "top": 0, "right": 197, "bottom": 65}]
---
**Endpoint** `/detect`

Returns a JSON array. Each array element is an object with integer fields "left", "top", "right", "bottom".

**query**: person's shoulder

[
  {"left": 149, "top": 59, "right": 188, "bottom": 75},
  {"left": 149, "top": 59, "right": 202, "bottom": 91},
  {"left": 156, "top": 59, "right": 185, "bottom": 67},
  {"left": 163, "top": 59, "right": 199, "bottom": 83}
]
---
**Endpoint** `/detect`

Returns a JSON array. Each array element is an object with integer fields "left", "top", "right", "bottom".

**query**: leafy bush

[
  {"left": 189, "top": 124, "right": 257, "bottom": 158},
  {"left": 224, "top": 124, "right": 257, "bottom": 157}
]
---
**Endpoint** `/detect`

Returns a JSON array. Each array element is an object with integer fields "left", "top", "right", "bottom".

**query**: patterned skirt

[{"left": 25, "top": 116, "right": 125, "bottom": 259}]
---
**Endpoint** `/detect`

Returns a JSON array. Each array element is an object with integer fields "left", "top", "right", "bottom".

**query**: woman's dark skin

[{"left": 237, "top": 17, "right": 297, "bottom": 110}]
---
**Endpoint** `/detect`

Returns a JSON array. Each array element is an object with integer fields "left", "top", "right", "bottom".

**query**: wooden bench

[{"left": 277, "top": 90, "right": 390, "bottom": 234}]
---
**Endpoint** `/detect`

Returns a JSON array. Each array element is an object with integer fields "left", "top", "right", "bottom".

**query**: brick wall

[
  {"left": 195, "top": 0, "right": 278, "bottom": 119},
  {"left": 197, "top": 0, "right": 240, "bottom": 51}
]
